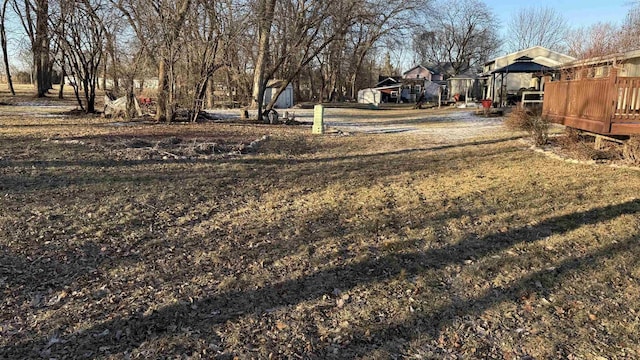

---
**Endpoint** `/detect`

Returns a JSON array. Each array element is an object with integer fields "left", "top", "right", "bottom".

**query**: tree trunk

[
  {"left": 0, "top": 0, "right": 14, "bottom": 95},
  {"left": 58, "top": 65, "right": 65, "bottom": 99},
  {"left": 251, "top": 33, "right": 268, "bottom": 117},
  {"left": 125, "top": 76, "right": 137, "bottom": 120},
  {"left": 191, "top": 77, "right": 209, "bottom": 122},
  {"left": 87, "top": 92, "right": 95, "bottom": 113},
  {"left": 0, "top": 32, "right": 13, "bottom": 96},
  {"left": 101, "top": 56, "right": 107, "bottom": 90},
  {"left": 156, "top": 59, "right": 168, "bottom": 121},
  {"left": 206, "top": 77, "right": 214, "bottom": 108},
  {"left": 349, "top": 45, "right": 372, "bottom": 100},
  {"left": 250, "top": 0, "right": 276, "bottom": 122},
  {"left": 308, "top": 66, "right": 315, "bottom": 101},
  {"left": 71, "top": 82, "right": 84, "bottom": 111},
  {"left": 111, "top": 45, "right": 119, "bottom": 93},
  {"left": 294, "top": 76, "right": 301, "bottom": 102},
  {"left": 226, "top": 67, "right": 233, "bottom": 105},
  {"left": 319, "top": 65, "right": 326, "bottom": 102},
  {"left": 350, "top": 73, "right": 357, "bottom": 101},
  {"left": 167, "top": 61, "right": 175, "bottom": 121},
  {"left": 33, "top": 0, "right": 49, "bottom": 97},
  {"left": 83, "top": 78, "right": 95, "bottom": 113}
]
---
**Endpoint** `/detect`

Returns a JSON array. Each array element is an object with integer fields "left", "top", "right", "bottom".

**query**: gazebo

[{"left": 490, "top": 56, "right": 556, "bottom": 107}]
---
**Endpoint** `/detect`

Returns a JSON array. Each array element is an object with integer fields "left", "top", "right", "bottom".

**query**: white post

[
  {"left": 312, "top": 104, "right": 324, "bottom": 134},
  {"left": 465, "top": 79, "right": 470, "bottom": 106}
]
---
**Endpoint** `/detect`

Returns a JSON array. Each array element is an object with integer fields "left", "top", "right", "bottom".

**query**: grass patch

[{"left": 0, "top": 100, "right": 640, "bottom": 359}]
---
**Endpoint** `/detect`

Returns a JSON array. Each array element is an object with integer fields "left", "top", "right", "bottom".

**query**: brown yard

[{"left": 1, "top": 87, "right": 639, "bottom": 359}]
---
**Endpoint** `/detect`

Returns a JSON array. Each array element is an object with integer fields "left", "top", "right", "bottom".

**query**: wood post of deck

[
  {"left": 542, "top": 74, "right": 552, "bottom": 115},
  {"left": 602, "top": 68, "right": 618, "bottom": 134}
]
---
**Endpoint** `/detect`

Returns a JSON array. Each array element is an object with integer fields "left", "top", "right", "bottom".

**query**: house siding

[{"left": 403, "top": 67, "right": 432, "bottom": 81}]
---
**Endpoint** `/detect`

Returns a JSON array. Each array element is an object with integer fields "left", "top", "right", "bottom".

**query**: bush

[
  {"left": 554, "top": 128, "right": 623, "bottom": 162},
  {"left": 563, "top": 127, "right": 580, "bottom": 144},
  {"left": 623, "top": 136, "right": 640, "bottom": 164},
  {"left": 505, "top": 107, "right": 550, "bottom": 145}
]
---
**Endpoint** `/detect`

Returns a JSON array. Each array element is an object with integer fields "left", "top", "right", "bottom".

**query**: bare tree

[
  {"left": 412, "top": 0, "right": 500, "bottom": 75},
  {"left": 506, "top": 6, "right": 568, "bottom": 52},
  {"left": 620, "top": 3, "right": 640, "bottom": 52},
  {"left": 249, "top": 0, "right": 374, "bottom": 121},
  {"left": 261, "top": 1, "right": 360, "bottom": 114},
  {"left": 54, "top": 0, "right": 108, "bottom": 112},
  {"left": 217, "top": 3, "right": 253, "bottom": 107},
  {"left": 179, "top": 0, "right": 247, "bottom": 121},
  {"left": 0, "top": 0, "right": 14, "bottom": 94},
  {"left": 249, "top": 0, "right": 276, "bottom": 121},
  {"left": 334, "top": 0, "right": 426, "bottom": 100},
  {"left": 48, "top": 3, "right": 70, "bottom": 99},
  {"left": 115, "top": 0, "right": 193, "bottom": 122},
  {"left": 12, "top": 0, "right": 50, "bottom": 96},
  {"left": 564, "top": 2, "right": 640, "bottom": 61},
  {"left": 566, "top": 22, "right": 622, "bottom": 60}
]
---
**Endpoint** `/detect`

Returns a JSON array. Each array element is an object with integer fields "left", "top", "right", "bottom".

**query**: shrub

[
  {"left": 505, "top": 107, "right": 550, "bottom": 145},
  {"left": 563, "top": 127, "right": 580, "bottom": 144},
  {"left": 555, "top": 128, "right": 623, "bottom": 162},
  {"left": 623, "top": 136, "right": 640, "bottom": 164}
]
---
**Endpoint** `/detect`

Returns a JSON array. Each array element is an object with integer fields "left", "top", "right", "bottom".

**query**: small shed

[
  {"left": 358, "top": 85, "right": 404, "bottom": 105},
  {"left": 357, "top": 88, "right": 382, "bottom": 105},
  {"left": 448, "top": 72, "right": 481, "bottom": 102},
  {"left": 264, "top": 80, "right": 294, "bottom": 109}
]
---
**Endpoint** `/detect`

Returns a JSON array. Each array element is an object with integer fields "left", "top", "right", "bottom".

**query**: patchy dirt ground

[{"left": 1, "top": 91, "right": 640, "bottom": 359}]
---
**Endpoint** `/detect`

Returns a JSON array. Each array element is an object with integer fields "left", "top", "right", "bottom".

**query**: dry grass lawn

[{"left": 0, "top": 85, "right": 639, "bottom": 359}]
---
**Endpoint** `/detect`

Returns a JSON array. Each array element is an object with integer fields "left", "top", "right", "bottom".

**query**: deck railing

[{"left": 543, "top": 69, "right": 640, "bottom": 135}]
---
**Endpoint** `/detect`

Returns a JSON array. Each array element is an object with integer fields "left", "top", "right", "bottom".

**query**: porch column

[
  {"left": 602, "top": 68, "right": 618, "bottom": 134},
  {"left": 491, "top": 73, "right": 495, "bottom": 103}
]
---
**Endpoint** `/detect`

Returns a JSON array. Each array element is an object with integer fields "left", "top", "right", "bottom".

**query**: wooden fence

[{"left": 543, "top": 69, "right": 640, "bottom": 135}]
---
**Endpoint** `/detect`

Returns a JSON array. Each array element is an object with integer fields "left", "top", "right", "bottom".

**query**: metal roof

[
  {"left": 491, "top": 56, "right": 556, "bottom": 74},
  {"left": 483, "top": 46, "right": 576, "bottom": 66},
  {"left": 373, "top": 85, "right": 401, "bottom": 90}
]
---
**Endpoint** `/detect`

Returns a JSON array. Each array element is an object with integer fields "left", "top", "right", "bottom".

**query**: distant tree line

[
  {"left": 0, "top": 0, "right": 432, "bottom": 121},
  {"left": 0, "top": 0, "right": 639, "bottom": 121}
]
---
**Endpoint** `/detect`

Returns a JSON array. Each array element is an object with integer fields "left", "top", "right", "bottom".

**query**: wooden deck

[{"left": 542, "top": 70, "right": 640, "bottom": 135}]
